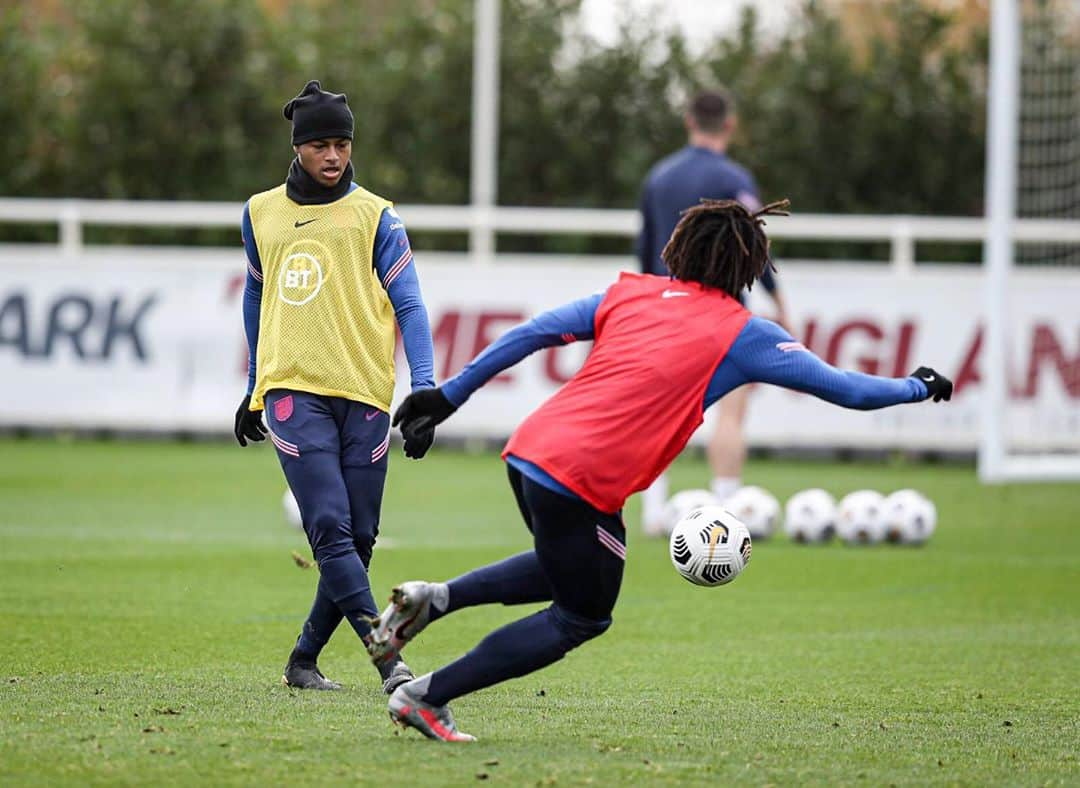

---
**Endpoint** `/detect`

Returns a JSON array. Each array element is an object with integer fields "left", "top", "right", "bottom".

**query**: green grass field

[{"left": 1, "top": 438, "right": 1078, "bottom": 786}]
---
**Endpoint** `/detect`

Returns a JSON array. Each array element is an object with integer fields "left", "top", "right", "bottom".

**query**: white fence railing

[{"left": 3, "top": 198, "right": 1080, "bottom": 272}]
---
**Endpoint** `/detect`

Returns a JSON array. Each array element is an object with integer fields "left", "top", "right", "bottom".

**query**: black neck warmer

[{"left": 286, "top": 158, "right": 354, "bottom": 205}]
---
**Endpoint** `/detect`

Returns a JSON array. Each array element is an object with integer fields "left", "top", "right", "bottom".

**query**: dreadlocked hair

[{"left": 661, "top": 198, "right": 790, "bottom": 297}]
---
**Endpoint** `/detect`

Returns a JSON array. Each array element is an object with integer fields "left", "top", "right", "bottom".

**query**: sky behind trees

[{"left": 580, "top": 0, "right": 802, "bottom": 48}]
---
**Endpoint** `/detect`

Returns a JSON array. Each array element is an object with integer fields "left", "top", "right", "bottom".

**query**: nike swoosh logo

[
  {"left": 920, "top": 375, "right": 935, "bottom": 382},
  {"left": 661, "top": 289, "right": 690, "bottom": 298},
  {"left": 365, "top": 410, "right": 379, "bottom": 421},
  {"left": 294, "top": 219, "right": 318, "bottom": 228}
]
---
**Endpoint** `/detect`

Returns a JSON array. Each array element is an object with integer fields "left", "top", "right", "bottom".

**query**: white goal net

[{"left": 980, "top": 0, "right": 1080, "bottom": 481}]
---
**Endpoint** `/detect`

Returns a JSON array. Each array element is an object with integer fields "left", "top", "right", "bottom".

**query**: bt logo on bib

[{"left": 278, "top": 252, "right": 324, "bottom": 305}]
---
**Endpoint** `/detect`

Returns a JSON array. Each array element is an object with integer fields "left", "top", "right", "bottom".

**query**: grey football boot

[
  {"left": 283, "top": 646, "right": 412, "bottom": 693},
  {"left": 367, "top": 581, "right": 443, "bottom": 666},
  {"left": 282, "top": 650, "right": 343, "bottom": 691},
  {"left": 388, "top": 676, "right": 476, "bottom": 742}
]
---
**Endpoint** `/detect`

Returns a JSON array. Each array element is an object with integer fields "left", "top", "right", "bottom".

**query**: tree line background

[{"left": 1, "top": 0, "right": 989, "bottom": 255}]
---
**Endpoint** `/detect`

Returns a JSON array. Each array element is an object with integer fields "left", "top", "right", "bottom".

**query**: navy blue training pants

[
  {"left": 264, "top": 388, "right": 390, "bottom": 644},
  {"left": 421, "top": 466, "right": 627, "bottom": 705}
]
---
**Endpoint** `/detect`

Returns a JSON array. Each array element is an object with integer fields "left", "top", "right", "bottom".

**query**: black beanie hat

[{"left": 283, "top": 80, "right": 354, "bottom": 145}]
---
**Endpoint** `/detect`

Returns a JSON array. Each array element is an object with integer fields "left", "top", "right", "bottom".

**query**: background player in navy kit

[
  {"left": 638, "top": 88, "right": 791, "bottom": 534},
  {"left": 363, "top": 199, "right": 953, "bottom": 742},
  {"left": 232, "top": 81, "right": 436, "bottom": 694}
]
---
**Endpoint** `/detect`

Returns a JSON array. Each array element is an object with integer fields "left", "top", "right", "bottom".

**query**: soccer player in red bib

[{"left": 367, "top": 199, "right": 953, "bottom": 742}]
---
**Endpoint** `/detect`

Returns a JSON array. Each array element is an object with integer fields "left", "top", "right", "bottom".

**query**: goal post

[{"left": 979, "top": 0, "right": 1080, "bottom": 482}]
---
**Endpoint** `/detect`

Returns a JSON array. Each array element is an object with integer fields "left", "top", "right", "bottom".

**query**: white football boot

[{"left": 367, "top": 581, "right": 442, "bottom": 666}]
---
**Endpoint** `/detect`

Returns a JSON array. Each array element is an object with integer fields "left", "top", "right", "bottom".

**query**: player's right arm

[
  {"left": 391, "top": 293, "right": 603, "bottom": 435},
  {"left": 442, "top": 294, "right": 602, "bottom": 406},
  {"left": 709, "top": 317, "right": 951, "bottom": 410},
  {"left": 234, "top": 201, "right": 267, "bottom": 446},
  {"left": 240, "top": 202, "right": 262, "bottom": 398}
]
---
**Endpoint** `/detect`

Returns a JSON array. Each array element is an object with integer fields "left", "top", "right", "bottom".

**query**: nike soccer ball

[
  {"left": 283, "top": 486, "right": 303, "bottom": 529},
  {"left": 659, "top": 489, "right": 720, "bottom": 535},
  {"left": 783, "top": 488, "right": 837, "bottom": 543},
  {"left": 882, "top": 489, "right": 937, "bottom": 545},
  {"left": 836, "top": 490, "right": 887, "bottom": 544},
  {"left": 669, "top": 505, "right": 753, "bottom": 587},
  {"left": 723, "top": 485, "right": 781, "bottom": 540}
]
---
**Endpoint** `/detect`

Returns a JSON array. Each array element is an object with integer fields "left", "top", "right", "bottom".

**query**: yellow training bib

[{"left": 247, "top": 184, "right": 396, "bottom": 412}]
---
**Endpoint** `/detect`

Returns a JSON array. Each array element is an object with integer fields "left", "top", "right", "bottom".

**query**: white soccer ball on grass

[
  {"left": 669, "top": 505, "right": 753, "bottom": 587},
  {"left": 836, "top": 490, "right": 887, "bottom": 545},
  {"left": 722, "top": 485, "right": 781, "bottom": 539},
  {"left": 882, "top": 489, "right": 937, "bottom": 545},
  {"left": 783, "top": 488, "right": 837, "bottom": 544}
]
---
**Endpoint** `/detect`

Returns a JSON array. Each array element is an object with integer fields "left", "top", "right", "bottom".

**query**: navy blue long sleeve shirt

[
  {"left": 441, "top": 295, "right": 927, "bottom": 411},
  {"left": 440, "top": 293, "right": 927, "bottom": 499}
]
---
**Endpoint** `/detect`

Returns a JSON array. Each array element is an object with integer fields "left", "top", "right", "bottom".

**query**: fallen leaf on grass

[
  {"left": 142, "top": 725, "right": 164, "bottom": 734},
  {"left": 153, "top": 707, "right": 182, "bottom": 715},
  {"left": 483, "top": 759, "right": 499, "bottom": 766}
]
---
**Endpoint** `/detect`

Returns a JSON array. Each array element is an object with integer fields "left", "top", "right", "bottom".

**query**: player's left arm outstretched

[{"left": 715, "top": 316, "right": 952, "bottom": 408}]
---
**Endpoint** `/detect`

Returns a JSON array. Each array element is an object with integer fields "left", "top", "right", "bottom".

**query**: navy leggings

[
  {"left": 506, "top": 465, "right": 626, "bottom": 621},
  {"left": 421, "top": 465, "right": 627, "bottom": 705},
  {"left": 264, "top": 389, "right": 390, "bottom": 648}
]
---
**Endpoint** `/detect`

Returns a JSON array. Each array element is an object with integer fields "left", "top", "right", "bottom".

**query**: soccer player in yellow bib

[{"left": 233, "top": 80, "right": 436, "bottom": 694}]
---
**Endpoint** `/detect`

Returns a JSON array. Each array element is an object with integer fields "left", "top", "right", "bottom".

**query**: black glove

[
  {"left": 234, "top": 394, "right": 267, "bottom": 446},
  {"left": 910, "top": 366, "right": 953, "bottom": 402},
  {"left": 401, "top": 420, "right": 435, "bottom": 460},
  {"left": 392, "top": 387, "right": 457, "bottom": 459},
  {"left": 393, "top": 387, "right": 457, "bottom": 432}
]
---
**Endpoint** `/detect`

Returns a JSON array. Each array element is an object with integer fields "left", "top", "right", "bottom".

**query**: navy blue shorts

[
  {"left": 507, "top": 465, "right": 626, "bottom": 623},
  {"left": 264, "top": 389, "right": 390, "bottom": 566}
]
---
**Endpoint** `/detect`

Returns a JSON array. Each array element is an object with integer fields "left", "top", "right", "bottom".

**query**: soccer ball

[
  {"left": 882, "top": 489, "right": 937, "bottom": 545},
  {"left": 722, "top": 485, "right": 781, "bottom": 539},
  {"left": 283, "top": 486, "right": 303, "bottom": 529},
  {"left": 669, "top": 505, "right": 753, "bottom": 587},
  {"left": 836, "top": 490, "right": 887, "bottom": 544},
  {"left": 659, "top": 489, "right": 720, "bottom": 535},
  {"left": 783, "top": 488, "right": 837, "bottom": 543}
]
